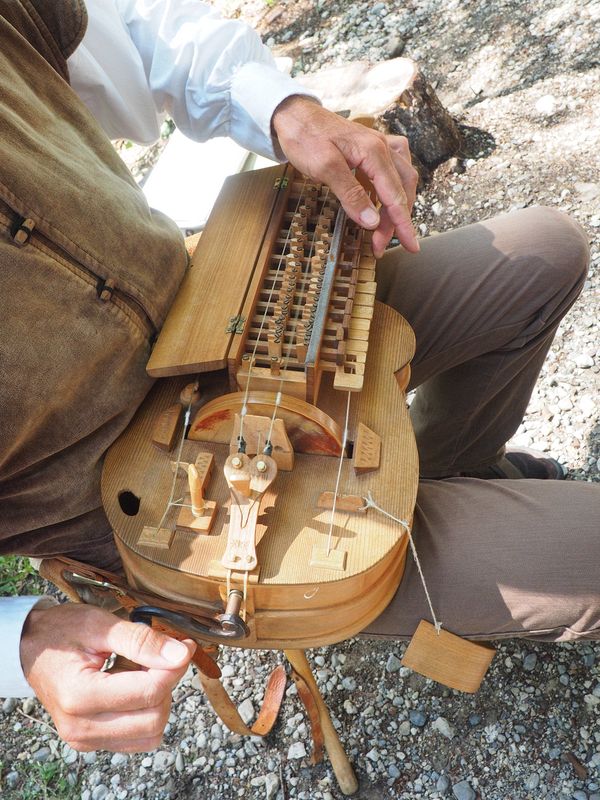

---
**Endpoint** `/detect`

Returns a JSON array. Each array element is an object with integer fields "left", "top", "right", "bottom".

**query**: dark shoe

[{"left": 462, "top": 448, "right": 567, "bottom": 480}]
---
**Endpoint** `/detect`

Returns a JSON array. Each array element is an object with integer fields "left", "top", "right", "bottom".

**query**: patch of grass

[
  {"left": 3, "top": 759, "right": 81, "bottom": 800},
  {"left": 0, "top": 556, "right": 44, "bottom": 596}
]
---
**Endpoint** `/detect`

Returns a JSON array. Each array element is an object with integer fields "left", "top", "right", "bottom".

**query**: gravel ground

[{"left": 1, "top": 2, "right": 598, "bottom": 799}]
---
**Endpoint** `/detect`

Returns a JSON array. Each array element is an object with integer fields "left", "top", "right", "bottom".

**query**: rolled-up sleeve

[
  {"left": 110, "top": 0, "right": 318, "bottom": 158},
  {"left": 0, "top": 596, "right": 58, "bottom": 699}
]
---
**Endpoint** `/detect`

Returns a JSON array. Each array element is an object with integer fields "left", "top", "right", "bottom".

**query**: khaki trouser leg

[
  {"left": 364, "top": 206, "right": 598, "bottom": 641},
  {"left": 363, "top": 477, "right": 599, "bottom": 641},
  {"left": 376, "top": 206, "right": 590, "bottom": 476}
]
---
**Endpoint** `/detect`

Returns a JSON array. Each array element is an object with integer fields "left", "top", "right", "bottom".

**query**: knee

[{"left": 519, "top": 206, "right": 590, "bottom": 292}]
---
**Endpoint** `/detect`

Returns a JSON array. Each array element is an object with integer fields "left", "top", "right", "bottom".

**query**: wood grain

[{"left": 147, "top": 165, "right": 286, "bottom": 376}]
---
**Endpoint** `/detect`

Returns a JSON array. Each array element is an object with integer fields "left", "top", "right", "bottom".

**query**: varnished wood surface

[
  {"left": 103, "top": 302, "right": 417, "bottom": 648},
  {"left": 147, "top": 165, "right": 287, "bottom": 376}
]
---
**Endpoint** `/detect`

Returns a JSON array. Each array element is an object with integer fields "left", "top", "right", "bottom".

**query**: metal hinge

[
  {"left": 226, "top": 315, "right": 246, "bottom": 334},
  {"left": 274, "top": 177, "right": 289, "bottom": 190}
]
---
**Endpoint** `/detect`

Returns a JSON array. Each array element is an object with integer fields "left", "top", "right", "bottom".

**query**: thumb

[{"left": 99, "top": 617, "right": 195, "bottom": 670}]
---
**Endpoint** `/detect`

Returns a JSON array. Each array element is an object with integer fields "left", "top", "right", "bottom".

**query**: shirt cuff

[
  {"left": 230, "top": 62, "right": 320, "bottom": 161},
  {"left": 0, "top": 596, "right": 59, "bottom": 698}
]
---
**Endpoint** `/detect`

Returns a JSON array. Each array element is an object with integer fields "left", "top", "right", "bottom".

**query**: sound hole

[{"left": 118, "top": 490, "right": 140, "bottom": 516}]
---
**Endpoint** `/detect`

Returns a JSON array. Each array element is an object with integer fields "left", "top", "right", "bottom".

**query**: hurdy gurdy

[{"left": 100, "top": 163, "right": 419, "bottom": 650}]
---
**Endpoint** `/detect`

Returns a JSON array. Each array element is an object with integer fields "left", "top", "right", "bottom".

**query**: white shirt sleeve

[
  {"left": 68, "top": 0, "right": 318, "bottom": 159},
  {"left": 0, "top": 596, "right": 59, "bottom": 699}
]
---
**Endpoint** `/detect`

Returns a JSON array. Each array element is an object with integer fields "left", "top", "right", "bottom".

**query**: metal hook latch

[{"left": 64, "top": 571, "right": 127, "bottom": 596}]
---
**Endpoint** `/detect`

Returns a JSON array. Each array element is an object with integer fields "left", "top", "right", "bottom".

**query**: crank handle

[{"left": 130, "top": 604, "right": 249, "bottom": 642}]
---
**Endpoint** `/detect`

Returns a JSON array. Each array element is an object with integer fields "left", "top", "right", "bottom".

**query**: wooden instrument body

[{"left": 101, "top": 167, "right": 419, "bottom": 650}]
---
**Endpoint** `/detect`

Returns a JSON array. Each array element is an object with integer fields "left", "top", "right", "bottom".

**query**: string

[
  {"left": 153, "top": 404, "right": 192, "bottom": 533},
  {"left": 325, "top": 390, "right": 352, "bottom": 556},
  {"left": 362, "top": 491, "right": 443, "bottom": 635},
  {"left": 267, "top": 185, "right": 332, "bottom": 443},
  {"left": 239, "top": 175, "right": 309, "bottom": 445}
]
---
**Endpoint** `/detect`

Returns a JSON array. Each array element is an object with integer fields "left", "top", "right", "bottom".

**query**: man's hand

[
  {"left": 272, "top": 95, "right": 419, "bottom": 258},
  {"left": 20, "top": 603, "right": 195, "bottom": 752}
]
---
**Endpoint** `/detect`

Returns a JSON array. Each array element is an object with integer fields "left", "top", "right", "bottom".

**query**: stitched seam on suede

[
  {"left": 29, "top": 237, "right": 152, "bottom": 340},
  {"left": 21, "top": 0, "right": 87, "bottom": 64},
  {"left": 0, "top": 207, "right": 149, "bottom": 339},
  {"left": 0, "top": 179, "right": 163, "bottom": 328},
  {"left": 20, "top": 0, "right": 68, "bottom": 79},
  {"left": 0, "top": 211, "right": 150, "bottom": 344},
  {"left": 57, "top": 1, "right": 88, "bottom": 61}
]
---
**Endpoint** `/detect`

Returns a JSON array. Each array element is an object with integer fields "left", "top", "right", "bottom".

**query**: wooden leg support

[{"left": 285, "top": 649, "right": 358, "bottom": 796}]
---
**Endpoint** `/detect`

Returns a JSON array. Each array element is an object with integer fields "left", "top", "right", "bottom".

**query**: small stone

[
  {"left": 287, "top": 741, "right": 306, "bottom": 760},
  {"left": 175, "top": 753, "right": 185, "bottom": 772},
  {"left": 385, "top": 35, "right": 405, "bottom": 59},
  {"left": 432, "top": 716, "right": 455, "bottom": 739},
  {"left": 452, "top": 779, "right": 476, "bottom": 800},
  {"left": 110, "top": 753, "right": 128, "bottom": 767},
  {"left": 5, "top": 771, "right": 19, "bottom": 789},
  {"left": 89, "top": 769, "right": 102, "bottom": 788},
  {"left": 341, "top": 676, "right": 357, "bottom": 691},
  {"left": 63, "top": 748, "right": 78, "bottom": 766},
  {"left": 398, "top": 720, "right": 411, "bottom": 736},
  {"left": 367, "top": 748, "right": 380, "bottom": 761},
  {"left": 437, "top": 774, "right": 451, "bottom": 793},
  {"left": 575, "top": 354, "right": 594, "bottom": 369},
  {"left": 237, "top": 699, "right": 255, "bottom": 726},
  {"left": 22, "top": 697, "right": 37, "bottom": 715},
  {"left": 343, "top": 700, "right": 358, "bottom": 715},
  {"left": 91, "top": 786, "right": 109, "bottom": 800},
  {"left": 535, "top": 94, "right": 556, "bottom": 115},
  {"left": 244, "top": 741, "right": 258, "bottom": 756},
  {"left": 572, "top": 792, "right": 588, "bottom": 800},
  {"left": 152, "top": 750, "right": 175, "bottom": 771},
  {"left": 432, "top": 201, "right": 443, "bottom": 216},
  {"left": 574, "top": 182, "right": 600, "bottom": 202},
  {"left": 580, "top": 395, "right": 596, "bottom": 417},
  {"left": 526, "top": 772, "right": 540, "bottom": 790},
  {"left": 33, "top": 746, "right": 51, "bottom": 763},
  {"left": 409, "top": 710, "right": 427, "bottom": 727},
  {"left": 468, "top": 713, "right": 481, "bottom": 727},
  {"left": 523, "top": 653, "right": 538, "bottom": 671},
  {"left": 265, "top": 772, "right": 280, "bottom": 800},
  {"left": 2, "top": 697, "right": 17, "bottom": 714},
  {"left": 388, "top": 763, "right": 401, "bottom": 778},
  {"left": 385, "top": 654, "right": 402, "bottom": 673}
]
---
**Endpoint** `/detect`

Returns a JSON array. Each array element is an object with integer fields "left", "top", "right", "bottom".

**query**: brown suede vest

[{"left": 0, "top": 1, "right": 187, "bottom": 564}]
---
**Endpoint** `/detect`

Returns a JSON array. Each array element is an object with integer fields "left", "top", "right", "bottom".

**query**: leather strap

[{"left": 194, "top": 662, "right": 287, "bottom": 737}]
